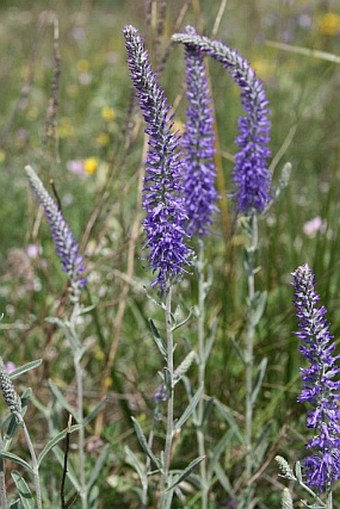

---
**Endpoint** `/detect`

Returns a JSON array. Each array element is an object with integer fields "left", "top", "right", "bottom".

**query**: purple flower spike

[
  {"left": 25, "top": 166, "right": 87, "bottom": 298},
  {"left": 292, "top": 264, "right": 340, "bottom": 493},
  {"left": 123, "top": 25, "right": 192, "bottom": 290},
  {"left": 172, "top": 29, "right": 272, "bottom": 215},
  {"left": 181, "top": 26, "right": 217, "bottom": 236}
]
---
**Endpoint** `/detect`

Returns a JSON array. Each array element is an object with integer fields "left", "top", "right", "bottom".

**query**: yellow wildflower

[
  {"left": 76, "top": 59, "right": 89, "bottom": 73},
  {"left": 317, "top": 13, "right": 340, "bottom": 36},
  {"left": 95, "top": 132, "right": 110, "bottom": 147},
  {"left": 83, "top": 157, "right": 99, "bottom": 175},
  {"left": 0, "top": 150, "right": 6, "bottom": 163},
  {"left": 101, "top": 106, "right": 116, "bottom": 122}
]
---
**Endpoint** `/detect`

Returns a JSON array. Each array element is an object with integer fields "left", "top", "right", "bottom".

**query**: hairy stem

[
  {"left": 0, "top": 434, "right": 8, "bottom": 509},
  {"left": 70, "top": 303, "right": 87, "bottom": 509},
  {"left": 159, "top": 286, "right": 174, "bottom": 509},
  {"left": 74, "top": 353, "right": 87, "bottom": 509},
  {"left": 245, "top": 214, "right": 258, "bottom": 489},
  {"left": 326, "top": 491, "right": 332, "bottom": 509},
  {"left": 21, "top": 418, "right": 42, "bottom": 509},
  {"left": 196, "top": 241, "right": 208, "bottom": 509}
]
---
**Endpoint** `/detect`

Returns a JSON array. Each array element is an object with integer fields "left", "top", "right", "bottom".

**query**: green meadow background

[{"left": 0, "top": 0, "right": 339, "bottom": 507}]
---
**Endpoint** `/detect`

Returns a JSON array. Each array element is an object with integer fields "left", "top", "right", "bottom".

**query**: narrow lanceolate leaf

[
  {"left": 5, "top": 388, "right": 32, "bottom": 441},
  {"left": 125, "top": 445, "right": 148, "bottom": 494},
  {"left": 48, "top": 379, "right": 79, "bottom": 421},
  {"left": 251, "top": 357, "right": 268, "bottom": 405},
  {"left": 201, "top": 397, "right": 214, "bottom": 427},
  {"left": 149, "top": 319, "right": 167, "bottom": 360},
  {"left": 131, "top": 417, "right": 160, "bottom": 469},
  {"left": 83, "top": 398, "right": 106, "bottom": 426},
  {"left": 87, "top": 445, "right": 109, "bottom": 491},
  {"left": 249, "top": 291, "right": 267, "bottom": 327},
  {"left": 37, "top": 424, "right": 81, "bottom": 467},
  {"left": 213, "top": 462, "right": 234, "bottom": 496},
  {"left": 11, "top": 471, "right": 35, "bottom": 509},
  {"left": 204, "top": 318, "right": 217, "bottom": 362},
  {"left": 0, "top": 451, "right": 33, "bottom": 472},
  {"left": 214, "top": 399, "right": 243, "bottom": 443},
  {"left": 9, "top": 500, "right": 20, "bottom": 509},
  {"left": 9, "top": 360, "right": 43, "bottom": 381},
  {"left": 165, "top": 456, "right": 205, "bottom": 491},
  {"left": 207, "top": 429, "right": 233, "bottom": 481},
  {"left": 174, "top": 384, "right": 203, "bottom": 431}
]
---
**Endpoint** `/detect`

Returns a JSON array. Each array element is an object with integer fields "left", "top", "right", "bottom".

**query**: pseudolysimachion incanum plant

[
  {"left": 172, "top": 28, "right": 272, "bottom": 215},
  {"left": 25, "top": 165, "right": 87, "bottom": 298},
  {"left": 181, "top": 26, "right": 217, "bottom": 237},
  {"left": 123, "top": 25, "right": 192, "bottom": 290},
  {"left": 292, "top": 263, "right": 340, "bottom": 493}
]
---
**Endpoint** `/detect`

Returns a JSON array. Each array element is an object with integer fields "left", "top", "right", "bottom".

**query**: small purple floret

[
  {"left": 292, "top": 264, "right": 340, "bottom": 493},
  {"left": 123, "top": 25, "right": 192, "bottom": 289},
  {"left": 181, "top": 26, "right": 217, "bottom": 236},
  {"left": 25, "top": 166, "right": 87, "bottom": 297}
]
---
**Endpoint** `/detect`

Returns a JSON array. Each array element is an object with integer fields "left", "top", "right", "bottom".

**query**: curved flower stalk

[
  {"left": 172, "top": 28, "right": 272, "bottom": 215},
  {"left": 292, "top": 264, "right": 340, "bottom": 495},
  {"left": 123, "top": 24, "right": 192, "bottom": 290},
  {"left": 181, "top": 26, "right": 217, "bottom": 237},
  {"left": 25, "top": 165, "right": 87, "bottom": 301}
]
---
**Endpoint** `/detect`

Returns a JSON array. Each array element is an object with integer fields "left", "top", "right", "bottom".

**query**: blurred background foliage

[{"left": 0, "top": 0, "right": 339, "bottom": 507}]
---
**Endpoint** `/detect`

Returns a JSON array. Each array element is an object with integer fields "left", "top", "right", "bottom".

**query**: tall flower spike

[
  {"left": 172, "top": 28, "right": 272, "bottom": 215},
  {"left": 181, "top": 26, "right": 217, "bottom": 236},
  {"left": 292, "top": 264, "right": 340, "bottom": 493},
  {"left": 123, "top": 25, "right": 192, "bottom": 290},
  {"left": 25, "top": 166, "right": 87, "bottom": 299}
]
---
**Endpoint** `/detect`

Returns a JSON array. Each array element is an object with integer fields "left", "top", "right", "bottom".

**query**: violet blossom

[
  {"left": 123, "top": 25, "right": 192, "bottom": 289},
  {"left": 292, "top": 263, "right": 340, "bottom": 493},
  {"left": 172, "top": 28, "right": 272, "bottom": 215},
  {"left": 25, "top": 165, "right": 87, "bottom": 297},
  {"left": 181, "top": 26, "right": 217, "bottom": 236}
]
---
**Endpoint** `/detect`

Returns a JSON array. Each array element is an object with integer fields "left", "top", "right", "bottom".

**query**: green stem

[
  {"left": 159, "top": 286, "right": 174, "bottom": 509},
  {"left": 21, "top": 418, "right": 42, "bottom": 509},
  {"left": 326, "top": 491, "right": 332, "bottom": 509},
  {"left": 0, "top": 434, "right": 8, "bottom": 509},
  {"left": 196, "top": 241, "right": 208, "bottom": 509},
  {"left": 74, "top": 353, "right": 87, "bottom": 509},
  {"left": 70, "top": 303, "right": 87, "bottom": 509},
  {"left": 244, "top": 213, "right": 258, "bottom": 485}
]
